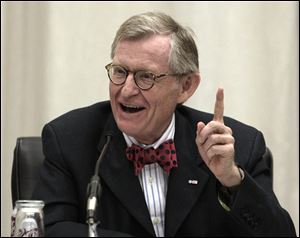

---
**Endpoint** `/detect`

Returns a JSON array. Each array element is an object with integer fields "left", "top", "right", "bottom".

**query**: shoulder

[
  {"left": 176, "top": 104, "right": 266, "bottom": 157},
  {"left": 43, "top": 101, "right": 112, "bottom": 140},
  {"left": 50, "top": 101, "right": 111, "bottom": 122},
  {"left": 176, "top": 104, "right": 260, "bottom": 135}
]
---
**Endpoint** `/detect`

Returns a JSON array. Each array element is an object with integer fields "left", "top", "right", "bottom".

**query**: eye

[
  {"left": 136, "top": 71, "right": 155, "bottom": 84},
  {"left": 112, "top": 66, "right": 127, "bottom": 78}
]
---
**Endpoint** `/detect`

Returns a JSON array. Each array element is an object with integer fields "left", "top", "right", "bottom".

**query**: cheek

[
  {"left": 109, "top": 83, "right": 115, "bottom": 97},
  {"left": 161, "top": 83, "right": 181, "bottom": 103},
  {"left": 109, "top": 85, "right": 120, "bottom": 115},
  {"left": 109, "top": 84, "right": 120, "bottom": 102},
  {"left": 150, "top": 86, "right": 180, "bottom": 114}
]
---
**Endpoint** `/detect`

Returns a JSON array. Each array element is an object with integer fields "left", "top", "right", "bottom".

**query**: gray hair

[{"left": 111, "top": 12, "right": 199, "bottom": 74}]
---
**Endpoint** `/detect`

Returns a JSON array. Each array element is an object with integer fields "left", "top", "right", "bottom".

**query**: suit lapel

[
  {"left": 98, "top": 117, "right": 155, "bottom": 236},
  {"left": 165, "top": 111, "right": 210, "bottom": 237},
  {"left": 97, "top": 110, "right": 210, "bottom": 236}
]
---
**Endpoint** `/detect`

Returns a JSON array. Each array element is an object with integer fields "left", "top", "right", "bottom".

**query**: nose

[{"left": 121, "top": 73, "right": 140, "bottom": 97}]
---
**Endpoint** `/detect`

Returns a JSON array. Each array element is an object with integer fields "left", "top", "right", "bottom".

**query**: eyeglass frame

[{"left": 105, "top": 63, "right": 186, "bottom": 90}]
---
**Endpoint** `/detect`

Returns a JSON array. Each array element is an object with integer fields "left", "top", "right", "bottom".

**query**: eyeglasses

[{"left": 105, "top": 63, "right": 184, "bottom": 90}]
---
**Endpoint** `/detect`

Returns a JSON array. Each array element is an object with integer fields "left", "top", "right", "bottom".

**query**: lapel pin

[{"left": 188, "top": 179, "right": 198, "bottom": 185}]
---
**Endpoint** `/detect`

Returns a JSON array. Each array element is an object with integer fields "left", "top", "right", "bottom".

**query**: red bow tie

[{"left": 126, "top": 139, "right": 178, "bottom": 176}]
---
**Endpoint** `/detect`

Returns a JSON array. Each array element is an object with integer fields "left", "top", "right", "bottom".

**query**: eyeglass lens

[{"left": 108, "top": 65, "right": 155, "bottom": 90}]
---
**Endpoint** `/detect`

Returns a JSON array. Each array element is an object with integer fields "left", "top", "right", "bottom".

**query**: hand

[{"left": 195, "top": 88, "right": 241, "bottom": 187}]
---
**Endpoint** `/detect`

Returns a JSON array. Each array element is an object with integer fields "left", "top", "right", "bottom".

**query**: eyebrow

[{"left": 113, "top": 63, "right": 158, "bottom": 74}]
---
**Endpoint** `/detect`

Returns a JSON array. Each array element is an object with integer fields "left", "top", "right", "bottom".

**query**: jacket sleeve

[{"left": 227, "top": 130, "right": 296, "bottom": 236}]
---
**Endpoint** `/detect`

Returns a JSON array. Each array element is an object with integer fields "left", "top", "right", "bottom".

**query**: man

[{"left": 33, "top": 12, "right": 296, "bottom": 236}]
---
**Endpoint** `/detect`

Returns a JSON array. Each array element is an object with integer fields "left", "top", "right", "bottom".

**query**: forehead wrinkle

[{"left": 114, "top": 35, "right": 171, "bottom": 74}]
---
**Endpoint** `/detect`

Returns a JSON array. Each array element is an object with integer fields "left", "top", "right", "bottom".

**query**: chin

[{"left": 117, "top": 121, "right": 141, "bottom": 137}]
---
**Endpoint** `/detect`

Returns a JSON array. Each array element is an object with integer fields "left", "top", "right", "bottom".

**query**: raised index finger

[{"left": 213, "top": 88, "right": 224, "bottom": 123}]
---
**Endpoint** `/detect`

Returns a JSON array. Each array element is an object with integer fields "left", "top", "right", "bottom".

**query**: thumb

[{"left": 197, "top": 122, "right": 205, "bottom": 134}]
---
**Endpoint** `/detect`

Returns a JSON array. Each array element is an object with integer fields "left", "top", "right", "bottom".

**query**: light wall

[{"left": 1, "top": 1, "right": 299, "bottom": 236}]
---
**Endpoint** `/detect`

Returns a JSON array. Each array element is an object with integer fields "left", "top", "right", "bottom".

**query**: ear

[{"left": 177, "top": 73, "right": 201, "bottom": 104}]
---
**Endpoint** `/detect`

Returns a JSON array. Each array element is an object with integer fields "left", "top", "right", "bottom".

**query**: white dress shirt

[{"left": 123, "top": 114, "right": 175, "bottom": 237}]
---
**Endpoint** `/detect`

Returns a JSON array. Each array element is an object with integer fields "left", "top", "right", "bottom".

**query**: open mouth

[{"left": 120, "top": 103, "right": 145, "bottom": 113}]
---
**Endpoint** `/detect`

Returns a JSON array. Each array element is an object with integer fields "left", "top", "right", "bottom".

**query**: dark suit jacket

[{"left": 33, "top": 101, "right": 296, "bottom": 237}]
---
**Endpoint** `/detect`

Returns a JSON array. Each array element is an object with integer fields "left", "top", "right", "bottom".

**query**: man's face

[
  {"left": 109, "top": 34, "right": 184, "bottom": 144},
  {"left": 109, "top": 35, "right": 186, "bottom": 144}
]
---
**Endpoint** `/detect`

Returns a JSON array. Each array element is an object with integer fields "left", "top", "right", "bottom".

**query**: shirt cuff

[{"left": 217, "top": 167, "right": 245, "bottom": 211}]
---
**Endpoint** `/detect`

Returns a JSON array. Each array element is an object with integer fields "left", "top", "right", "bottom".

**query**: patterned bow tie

[{"left": 126, "top": 139, "right": 178, "bottom": 176}]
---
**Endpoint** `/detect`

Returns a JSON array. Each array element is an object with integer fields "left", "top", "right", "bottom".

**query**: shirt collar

[{"left": 123, "top": 113, "right": 175, "bottom": 149}]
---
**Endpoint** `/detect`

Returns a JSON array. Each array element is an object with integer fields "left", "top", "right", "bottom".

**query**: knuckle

[
  {"left": 209, "top": 146, "right": 217, "bottom": 156},
  {"left": 209, "top": 134, "right": 218, "bottom": 142},
  {"left": 207, "top": 149, "right": 213, "bottom": 159},
  {"left": 226, "top": 126, "right": 233, "bottom": 135}
]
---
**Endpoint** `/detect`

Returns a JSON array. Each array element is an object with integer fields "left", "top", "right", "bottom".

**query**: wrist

[
  {"left": 217, "top": 166, "right": 244, "bottom": 211},
  {"left": 219, "top": 165, "right": 243, "bottom": 187}
]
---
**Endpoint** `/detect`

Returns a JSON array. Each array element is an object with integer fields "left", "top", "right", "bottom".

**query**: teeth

[{"left": 123, "top": 104, "right": 141, "bottom": 109}]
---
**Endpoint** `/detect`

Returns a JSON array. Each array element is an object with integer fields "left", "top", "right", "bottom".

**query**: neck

[{"left": 125, "top": 114, "right": 175, "bottom": 148}]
